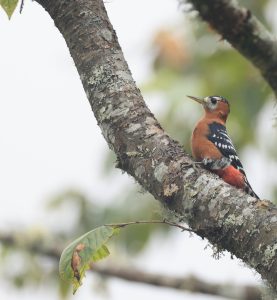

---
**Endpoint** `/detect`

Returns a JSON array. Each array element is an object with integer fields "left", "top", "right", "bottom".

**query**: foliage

[
  {"left": 0, "top": 0, "right": 18, "bottom": 18},
  {"left": 59, "top": 221, "right": 190, "bottom": 294},
  {"left": 59, "top": 225, "right": 119, "bottom": 294},
  {"left": 0, "top": 186, "right": 170, "bottom": 299}
]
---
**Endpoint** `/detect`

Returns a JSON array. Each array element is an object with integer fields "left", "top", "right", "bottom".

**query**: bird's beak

[{"left": 187, "top": 95, "right": 206, "bottom": 105}]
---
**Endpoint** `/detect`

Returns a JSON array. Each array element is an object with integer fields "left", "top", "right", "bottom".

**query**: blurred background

[{"left": 0, "top": 0, "right": 276, "bottom": 299}]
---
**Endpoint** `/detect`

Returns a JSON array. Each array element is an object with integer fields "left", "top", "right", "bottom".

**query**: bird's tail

[{"left": 244, "top": 178, "right": 259, "bottom": 199}]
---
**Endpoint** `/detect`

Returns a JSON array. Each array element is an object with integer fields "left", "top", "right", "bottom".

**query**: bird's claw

[{"left": 182, "top": 161, "right": 202, "bottom": 170}]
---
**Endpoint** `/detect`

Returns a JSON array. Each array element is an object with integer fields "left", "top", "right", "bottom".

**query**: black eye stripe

[
  {"left": 210, "top": 95, "right": 229, "bottom": 105},
  {"left": 211, "top": 97, "right": 217, "bottom": 104}
]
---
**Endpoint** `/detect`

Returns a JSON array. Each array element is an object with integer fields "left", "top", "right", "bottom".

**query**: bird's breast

[{"left": 191, "top": 121, "right": 222, "bottom": 161}]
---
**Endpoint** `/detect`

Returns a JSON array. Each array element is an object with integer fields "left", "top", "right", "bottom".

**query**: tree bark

[{"left": 34, "top": 0, "right": 277, "bottom": 291}]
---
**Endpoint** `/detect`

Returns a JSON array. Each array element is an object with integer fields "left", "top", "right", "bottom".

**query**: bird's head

[{"left": 187, "top": 95, "right": 230, "bottom": 122}]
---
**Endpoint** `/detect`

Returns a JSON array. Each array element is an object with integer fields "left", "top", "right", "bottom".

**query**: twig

[
  {"left": 20, "top": 0, "right": 24, "bottom": 14},
  {"left": 106, "top": 220, "right": 196, "bottom": 233}
]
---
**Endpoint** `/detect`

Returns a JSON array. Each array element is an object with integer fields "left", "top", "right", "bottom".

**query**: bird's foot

[
  {"left": 202, "top": 157, "right": 231, "bottom": 170},
  {"left": 181, "top": 161, "right": 202, "bottom": 170}
]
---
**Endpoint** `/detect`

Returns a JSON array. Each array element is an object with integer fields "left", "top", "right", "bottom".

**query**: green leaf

[
  {"left": 0, "top": 0, "right": 18, "bottom": 19},
  {"left": 59, "top": 226, "right": 119, "bottom": 294}
]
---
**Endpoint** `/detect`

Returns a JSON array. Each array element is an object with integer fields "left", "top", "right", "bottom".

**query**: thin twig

[
  {"left": 20, "top": 0, "right": 24, "bottom": 14},
  {"left": 105, "top": 220, "right": 196, "bottom": 233}
]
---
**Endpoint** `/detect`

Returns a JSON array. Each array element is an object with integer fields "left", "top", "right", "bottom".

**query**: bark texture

[
  {"left": 186, "top": 0, "right": 277, "bottom": 97},
  {"left": 35, "top": 0, "right": 277, "bottom": 291}
]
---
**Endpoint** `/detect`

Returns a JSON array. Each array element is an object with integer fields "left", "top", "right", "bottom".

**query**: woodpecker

[{"left": 187, "top": 95, "right": 259, "bottom": 199}]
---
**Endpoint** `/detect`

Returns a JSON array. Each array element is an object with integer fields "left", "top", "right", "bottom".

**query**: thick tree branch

[
  {"left": 0, "top": 232, "right": 262, "bottom": 300},
  {"left": 34, "top": 0, "right": 277, "bottom": 291},
  {"left": 185, "top": 0, "right": 277, "bottom": 97}
]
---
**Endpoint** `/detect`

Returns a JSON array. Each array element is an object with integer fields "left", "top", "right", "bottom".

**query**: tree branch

[
  {"left": 34, "top": 0, "right": 277, "bottom": 290},
  {"left": 185, "top": 0, "right": 277, "bottom": 97},
  {"left": 0, "top": 232, "right": 262, "bottom": 300},
  {"left": 94, "top": 265, "right": 262, "bottom": 300}
]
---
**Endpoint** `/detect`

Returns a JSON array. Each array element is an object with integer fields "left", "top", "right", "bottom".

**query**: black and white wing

[
  {"left": 207, "top": 122, "right": 245, "bottom": 174},
  {"left": 207, "top": 122, "right": 259, "bottom": 198}
]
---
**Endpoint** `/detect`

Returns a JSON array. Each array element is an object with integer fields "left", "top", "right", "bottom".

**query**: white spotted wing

[{"left": 207, "top": 122, "right": 245, "bottom": 175}]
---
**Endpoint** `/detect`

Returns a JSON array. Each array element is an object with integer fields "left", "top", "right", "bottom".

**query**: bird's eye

[{"left": 210, "top": 98, "right": 217, "bottom": 105}]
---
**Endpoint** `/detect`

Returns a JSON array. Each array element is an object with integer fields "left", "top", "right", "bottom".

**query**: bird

[{"left": 187, "top": 95, "right": 259, "bottom": 199}]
